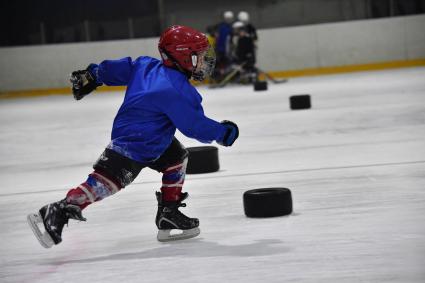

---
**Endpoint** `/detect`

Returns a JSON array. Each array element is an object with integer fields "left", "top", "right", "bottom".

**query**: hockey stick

[
  {"left": 209, "top": 68, "right": 239, "bottom": 88},
  {"left": 257, "top": 68, "right": 288, "bottom": 84},
  {"left": 211, "top": 62, "right": 247, "bottom": 88}
]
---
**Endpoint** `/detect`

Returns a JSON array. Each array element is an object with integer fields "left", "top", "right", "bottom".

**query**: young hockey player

[
  {"left": 214, "top": 11, "right": 235, "bottom": 79},
  {"left": 27, "top": 25, "right": 239, "bottom": 248},
  {"left": 232, "top": 21, "right": 257, "bottom": 83}
]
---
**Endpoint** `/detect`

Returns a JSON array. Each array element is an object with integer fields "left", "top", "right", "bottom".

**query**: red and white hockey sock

[
  {"left": 66, "top": 170, "right": 122, "bottom": 209},
  {"left": 160, "top": 159, "right": 188, "bottom": 202}
]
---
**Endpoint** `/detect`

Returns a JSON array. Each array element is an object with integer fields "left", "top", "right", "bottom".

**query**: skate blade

[
  {"left": 157, "top": 227, "right": 200, "bottom": 242},
  {"left": 27, "top": 213, "right": 55, "bottom": 248}
]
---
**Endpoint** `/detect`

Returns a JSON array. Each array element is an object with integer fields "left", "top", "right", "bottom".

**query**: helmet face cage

[{"left": 191, "top": 44, "right": 216, "bottom": 81}]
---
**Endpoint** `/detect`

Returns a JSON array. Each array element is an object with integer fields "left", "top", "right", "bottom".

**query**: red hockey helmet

[{"left": 158, "top": 25, "right": 215, "bottom": 81}]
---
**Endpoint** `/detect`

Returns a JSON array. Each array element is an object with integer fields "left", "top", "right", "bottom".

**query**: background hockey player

[
  {"left": 27, "top": 25, "right": 239, "bottom": 248},
  {"left": 237, "top": 11, "right": 258, "bottom": 44},
  {"left": 231, "top": 21, "right": 257, "bottom": 83},
  {"left": 214, "top": 11, "right": 235, "bottom": 80}
]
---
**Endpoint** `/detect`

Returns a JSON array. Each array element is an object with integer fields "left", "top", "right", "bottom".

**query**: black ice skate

[
  {"left": 27, "top": 199, "right": 86, "bottom": 248},
  {"left": 155, "top": 192, "right": 200, "bottom": 242}
]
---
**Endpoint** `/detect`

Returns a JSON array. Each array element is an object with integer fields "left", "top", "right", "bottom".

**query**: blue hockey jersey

[{"left": 94, "top": 56, "right": 227, "bottom": 164}]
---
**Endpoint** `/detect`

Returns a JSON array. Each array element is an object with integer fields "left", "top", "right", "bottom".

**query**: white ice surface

[{"left": 1, "top": 68, "right": 425, "bottom": 283}]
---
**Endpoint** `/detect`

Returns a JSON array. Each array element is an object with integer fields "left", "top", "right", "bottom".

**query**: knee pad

[
  {"left": 149, "top": 138, "right": 188, "bottom": 173},
  {"left": 93, "top": 148, "right": 144, "bottom": 187}
]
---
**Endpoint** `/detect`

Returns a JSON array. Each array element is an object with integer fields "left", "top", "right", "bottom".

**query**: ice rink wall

[
  {"left": 0, "top": 14, "right": 424, "bottom": 93},
  {"left": 257, "top": 14, "right": 425, "bottom": 74}
]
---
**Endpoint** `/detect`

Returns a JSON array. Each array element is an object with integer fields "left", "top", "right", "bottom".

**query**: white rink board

[
  {"left": 1, "top": 15, "right": 424, "bottom": 91},
  {"left": 1, "top": 67, "right": 425, "bottom": 283}
]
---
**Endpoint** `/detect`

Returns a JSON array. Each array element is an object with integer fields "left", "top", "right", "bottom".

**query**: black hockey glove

[
  {"left": 70, "top": 64, "right": 102, "bottom": 100},
  {"left": 218, "top": 120, "right": 239, "bottom": 147}
]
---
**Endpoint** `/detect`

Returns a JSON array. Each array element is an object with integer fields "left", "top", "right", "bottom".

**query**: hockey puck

[
  {"left": 186, "top": 146, "right": 220, "bottom": 174},
  {"left": 243, "top": 188, "right": 293, "bottom": 217},
  {"left": 290, "top": 95, "right": 311, "bottom": 110},
  {"left": 254, "top": 80, "right": 268, "bottom": 91}
]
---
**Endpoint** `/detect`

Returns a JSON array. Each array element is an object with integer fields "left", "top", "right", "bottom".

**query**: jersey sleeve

[
  {"left": 155, "top": 90, "right": 227, "bottom": 144},
  {"left": 96, "top": 57, "right": 133, "bottom": 86}
]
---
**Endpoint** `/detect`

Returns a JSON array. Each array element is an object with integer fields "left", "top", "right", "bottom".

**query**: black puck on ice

[
  {"left": 290, "top": 95, "right": 311, "bottom": 110},
  {"left": 254, "top": 80, "right": 268, "bottom": 91},
  {"left": 243, "top": 188, "right": 293, "bottom": 217},
  {"left": 186, "top": 146, "right": 220, "bottom": 174}
]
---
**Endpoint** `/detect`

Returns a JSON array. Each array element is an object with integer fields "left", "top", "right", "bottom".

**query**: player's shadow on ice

[{"left": 48, "top": 239, "right": 290, "bottom": 265}]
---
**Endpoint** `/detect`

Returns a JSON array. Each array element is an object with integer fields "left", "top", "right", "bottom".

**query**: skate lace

[
  {"left": 175, "top": 202, "right": 194, "bottom": 222},
  {"left": 64, "top": 204, "right": 87, "bottom": 222}
]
